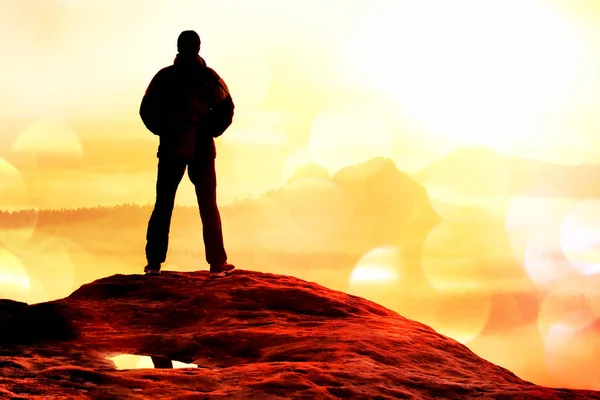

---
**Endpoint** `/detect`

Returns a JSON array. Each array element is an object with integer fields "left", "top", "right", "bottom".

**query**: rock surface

[{"left": 1, "top": 270, "right": 599, "bottom": 399}]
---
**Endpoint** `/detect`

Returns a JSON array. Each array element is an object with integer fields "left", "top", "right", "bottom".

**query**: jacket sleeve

[
  {"left": 139, "top": 72, "right": 164, "bottom": 136},
  {"left": 204, "top": 71, "right": 235, "bottom": 138},
  {"left": 207, "top": 94, "right": 234, "bottom": 138}
]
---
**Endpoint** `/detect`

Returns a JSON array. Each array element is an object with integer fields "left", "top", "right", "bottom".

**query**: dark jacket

[{"left": 140, "top": 54, "right": 234, "bottom": 159}]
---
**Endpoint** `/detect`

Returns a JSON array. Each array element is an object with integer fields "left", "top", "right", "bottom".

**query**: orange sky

[
  {"left": 2, "top": 0, "right": 600, "bottom": 210},
  {"left": 2, "top": 0, "right": 600, "bottom": 167}
]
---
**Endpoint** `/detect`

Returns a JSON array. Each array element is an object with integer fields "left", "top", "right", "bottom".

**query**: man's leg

[
  {"left": 145, "top": 157, "right": 187, "bottom": 267},
  {"left": 188, "top": 157, "right": 228, "bottom": 266}
]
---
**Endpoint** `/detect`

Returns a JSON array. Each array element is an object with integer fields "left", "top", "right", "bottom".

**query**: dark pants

[{"left": 145, "top": 156, "right": 227, "bottom": 266}]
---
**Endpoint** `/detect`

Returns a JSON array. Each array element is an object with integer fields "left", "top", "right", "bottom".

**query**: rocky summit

[{"left": 1, "top": 270, "right": 599, "bottom": 399}]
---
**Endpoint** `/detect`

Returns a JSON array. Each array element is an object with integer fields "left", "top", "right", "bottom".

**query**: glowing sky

[{"left": 2, "top": 0, "right": 600, "bottom": 167}]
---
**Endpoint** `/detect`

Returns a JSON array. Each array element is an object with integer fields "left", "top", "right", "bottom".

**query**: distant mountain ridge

[
  {"left": 229, "top": 157, "right": 440, "bottom": 252},
  {"left": 414, "top": 146, "right": 600, "bottom": 198},
  {"left": 0, "top": 157, "right": 441, "bottom": 254}
]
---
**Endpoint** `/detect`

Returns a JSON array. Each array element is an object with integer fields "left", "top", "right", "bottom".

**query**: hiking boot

[
  {"left": 144, "top": 263, "right": 161, "bottom": 276},
  {"left": 209, "top": 262, "right": 235, "bottom": 278}
]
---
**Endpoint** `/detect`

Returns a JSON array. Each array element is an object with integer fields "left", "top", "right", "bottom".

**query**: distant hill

[
  {"left": 2, "top": 155, "right": 512, "bottom": 238},
  {"left": 0, "top": 157, "right": 441, "bottom": 254},
  {"left": 414, "top": 146, "right": 600, "bottom": 198},
  {"left": 243, "top": 157, "right": 440, "bottom": 251}
]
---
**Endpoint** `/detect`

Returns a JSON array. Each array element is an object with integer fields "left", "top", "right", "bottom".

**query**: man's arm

[
  {"left": 205, "top": 70, "right": 235, "bottom": 138},
  {"left": 207, "top": 94, "right": 234, "bottom": 138},
  {"left": 140, "top": 72, "right": 165, "bottom": 135}
]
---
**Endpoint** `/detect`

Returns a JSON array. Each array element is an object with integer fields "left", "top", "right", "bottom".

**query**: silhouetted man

[{"left": 140, "top": 30, "right": 235, "bottom": 277}]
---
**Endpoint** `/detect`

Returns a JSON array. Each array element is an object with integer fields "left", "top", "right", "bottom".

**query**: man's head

[{"left": 177, "top": 30, "right": 201, "bottom": 55}]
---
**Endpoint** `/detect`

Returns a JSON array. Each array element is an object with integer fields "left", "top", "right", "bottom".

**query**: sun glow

[
  {"left": 0, "top": 158, "right": 33, "bottom": 212},
  {"left": 109, "top": 354, "right": 197, "bottom": 370},
  {"left": 350, "top": 266, "right": 398, "bottom": 283},
  {"left": 349, "top": 247, "right": 402, "bottom": 284},
  {"left": 11, "top": 119, "right": 83, "bottom": 166},
  {"left": 347, "top": 0, "right": 583, "bottom": 152},
  {"left": 560, "top": 200, "right": 600, "bottom": 276},
  {"left": 308, "top": 103, "right": 391, "bottom": 174},
  {"left": 0, "top": 249, "right": 32, "bottom": 302},
  {"left": 348, "top": 247, "right": 402, "bottom": 309}
]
